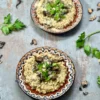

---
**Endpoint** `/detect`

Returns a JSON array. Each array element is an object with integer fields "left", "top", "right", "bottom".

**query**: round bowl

[
  {"left": 30, "top": 0, "right": 82, "bottom": 34},
  {"left": 16, "top": 47, "right": 75, "bottom": 99}
]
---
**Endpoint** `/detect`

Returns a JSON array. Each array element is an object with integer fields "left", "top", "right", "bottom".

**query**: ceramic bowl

[
  {"left": 16, "top": 47, "right": 75, "bottom": 100},
  {"left": 30, "top": 0, "right": 82, "bottom": 34}
]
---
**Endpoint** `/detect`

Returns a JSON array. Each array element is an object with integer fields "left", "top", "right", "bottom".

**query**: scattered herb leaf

[
  {"left": 76, "top": 32, "right": 85, "bottom": 48},
  {"left": 84, "top": 45, "right": 91, "bottom": 56},
  {"left": 4, "top": 14, "right": 11, "bottom": 24},
  {"left": 94, "top": 50, "right": 100, "bottom": 59},
  {"left": 1, "top": 25, "right": 10, "bottom": 35},
  {"left": 13, "top": 19, "right": 26, "bottom": 30},
  {"left": 91, "top": 48, "right": 98, "bottom": 57},
  {"left": 0, "top": 14, "right": 26, "bottom": 35},
  {"left": 97, "top": 76, "right": 100, "bottom": 85},
  {"left": 52, "top": 63, "right": 59, "bottom": 67},
  {"left": 76, "top": 31, "right": 100, "bottom": 60}
]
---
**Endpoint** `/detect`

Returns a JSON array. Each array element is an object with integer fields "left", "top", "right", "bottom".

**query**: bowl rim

[
  {"left": 16, "top": 46, "right": 76, "bottom": 99},
  {"left": 30, "top": 0, "right": 83, "bottom": 34}
]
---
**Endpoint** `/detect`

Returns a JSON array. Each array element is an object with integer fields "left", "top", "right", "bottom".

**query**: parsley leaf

[
  {"left": 55, "top": 0, "right": 60, "bottom": 4},
  {"left": 84, "top": 45, "right": 91, "bottom": 56},
  {"left": 76, "top": 31, "right": 100, "bottom": 60},
  {"left": 1, "top": 14, "right": 26, "bottom": 35},
  {"left": 1, "top": 24, "right": 14, "bottom": 35},
  {"left": 42, "top": 71, "right": 49, "bottom": 81},
  {"left": 97, "top": 76, "right": 100, "bottom": 85},
  {"left": 94, "top": 50, "right": 100, "bottom": 59},
  {"left": 76, "top": 32, "right": 85, "bottom": 48},
  {"left": 1, "top": 25, "right": 10, "bottom": 35},
  {"left": 91, "top": 48, "right": 98, "bottom": 57},
  {"left": 4, "top": 14, "right": 11, "bottom": 24},
  {"left": 13, "top": 19, "right": 26, "bottom": 30},
  {"left": 79, "top": 32, "right": 85, "bottom": 39}
]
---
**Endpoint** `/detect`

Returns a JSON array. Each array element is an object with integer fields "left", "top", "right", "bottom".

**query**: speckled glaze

[
  {"left": 30, "top": 0, "right": 83, "bottom": 34},
  {"left": 16, "top": 47, "right": 75, "bottom": 100}
]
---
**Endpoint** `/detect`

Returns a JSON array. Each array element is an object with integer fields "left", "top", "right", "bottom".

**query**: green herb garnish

[
  {"left": 52, "top": 63, "right": 59, "bottom": 67},
  {"left": 37, "top": 62, "right": 59, "bottom": 81},
  {"left": 76, "top": 31, "right": 100, "bottom": 60},
  {"left": 37, "top": 62, "right": 50, "bottom": 81},
  {"left": 46, "top": 0, "right": 67, "bottom": 21},
  {"left": 1, "top": 14, "right": 26, "bottom": 35}
]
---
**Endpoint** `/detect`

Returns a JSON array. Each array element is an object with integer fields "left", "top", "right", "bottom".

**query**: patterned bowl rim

[
  {"left": 16, "top": 46, "right": 76, "bottom": 100},
  {"left": 30, "top": 0, "right": 83, "bottom": 34}
]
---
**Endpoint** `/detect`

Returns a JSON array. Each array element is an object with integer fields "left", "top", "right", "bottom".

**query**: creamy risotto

[
  {"left": 35, "top": 0, "right": 76, "bottom": 29},
  {"left": 24, "top": 52, "right": 67, "bottom": 94}
]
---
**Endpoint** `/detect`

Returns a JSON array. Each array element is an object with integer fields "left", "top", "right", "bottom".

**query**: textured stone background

[{"left": 0, "top": 0, "right": 100, "bottom": 100}]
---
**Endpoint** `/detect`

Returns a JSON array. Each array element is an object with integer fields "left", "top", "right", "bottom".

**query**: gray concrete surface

[{"left": 0, "top": 0, "right": 100, "bottom": 100}]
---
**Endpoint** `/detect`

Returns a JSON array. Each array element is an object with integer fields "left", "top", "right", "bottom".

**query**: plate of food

[
  {"left": 16, "top": 47, "right": 75, "bottom": 99},
  {"left": 30, "top": 0, "right": 82, "bottom": 34}
]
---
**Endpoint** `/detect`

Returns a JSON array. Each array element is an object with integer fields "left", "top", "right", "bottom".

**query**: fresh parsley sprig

[
  {"left": 46, "top": 0, "right": 67, "bottom": 21},
  {"left": 76, "top": 31, "right": 100, "bottom": 59},
  {"left": 0, "top": 14, "right": 26, "bottom": 35}
]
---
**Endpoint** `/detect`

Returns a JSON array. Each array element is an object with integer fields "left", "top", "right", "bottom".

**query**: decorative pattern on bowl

[
  {"left": 30, "top": 0, "right": 83, "bottom": 34},
  {"left": 16, "top": 47, "right": 75, "bottom": 100}
]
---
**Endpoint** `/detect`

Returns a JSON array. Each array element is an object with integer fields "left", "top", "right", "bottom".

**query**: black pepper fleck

[{"left": 79, "top": 86, "right": 82, "bottom": 91}]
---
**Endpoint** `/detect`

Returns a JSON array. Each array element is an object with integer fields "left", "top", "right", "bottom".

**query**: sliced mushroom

[
  {"left": 48, "top": 71, "right": 52, "bottom": 75},
  {"left": 83, "top": 92, "right": 89, "bottom": 96},
  {"left": 97, "top": 2, "right": 100, "bottom": 7},
  {"left": 49, "top": 73, "right": 57, "bottom": 81},
  {"left": 81, "top": 80, "right": 88, "bottom": 88},
  {"left": 43, "top": 56, "right": 52, "bottom": 64},
  {"left": 43, "top": 11, "right": 48, "bottom": 16},
  {"left": 0, "top": 41, "right": 5, "bottom": 49},
  {"left": 52, "top": 66, "right": 59, "bottom": 71},
  {"left": 51, "top": 76, "right": 57, "bottom": 80},
  {"left": 37, "top": 71, "right": 42, "bottom": 77},
  {"left": 35, "top": 56, "right": 43, "bottom": 62},
  {"left": 30, "top": 39, "right": 37, "bottom": 45},
  {"left": 89, "top": 15, "right": 97, "bottom": 21},
  {"left": 88, "top": 8, "right": 93, "bottom": 14},
  {"left": 32, "top": 66, "right": 38, "bottom": 72}
]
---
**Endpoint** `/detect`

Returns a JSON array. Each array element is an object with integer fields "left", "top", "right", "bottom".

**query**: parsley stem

[{"left": 85, "top": 30, "right": 100, "bottom": 39}]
